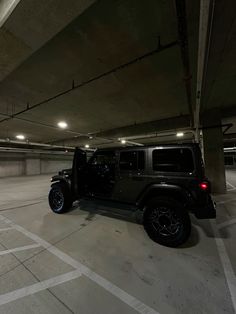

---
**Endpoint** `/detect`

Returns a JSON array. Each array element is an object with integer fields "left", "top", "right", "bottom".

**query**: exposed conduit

[
  {"left": 175, "top": 0, "right": 194, "bottom": 126},
  {"left": 0, "top": 40, "right": 178, "bottom": 125},
  {"left": 195, "top": 0, "right": 214, "bottom": 142}
]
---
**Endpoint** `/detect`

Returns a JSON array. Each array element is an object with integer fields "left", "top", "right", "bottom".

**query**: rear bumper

[{"left": 193, "top": 195, "right": 216, "bottom": 219}]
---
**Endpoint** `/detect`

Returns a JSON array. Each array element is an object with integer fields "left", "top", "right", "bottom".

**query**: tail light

[{"left": 199, "top": 181, "right": 209, "bottom": 191}]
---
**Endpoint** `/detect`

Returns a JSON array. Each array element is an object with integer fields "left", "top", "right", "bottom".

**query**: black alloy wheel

[{"left": 143, "top": 197, "right": 191, "bottom": 247}]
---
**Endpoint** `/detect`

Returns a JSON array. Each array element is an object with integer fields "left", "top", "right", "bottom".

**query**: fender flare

[
  {"left": 136, "top": 184, "right": 192, "bottom": 209},
  {"left": 50, "top": 175, "right": 71, "bottom": 190}
]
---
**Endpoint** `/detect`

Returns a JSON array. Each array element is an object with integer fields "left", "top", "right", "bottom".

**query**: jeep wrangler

[{"left": 48, "top": 144, "right": 216, "bottom": 247}]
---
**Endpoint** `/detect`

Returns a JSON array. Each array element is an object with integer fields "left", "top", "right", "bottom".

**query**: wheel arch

[
  {"left": 51, "top": 175, "right": 71, "bottom": 189},
  {"left": 136, "top": 184, "right": 191, "bottom": 210}
]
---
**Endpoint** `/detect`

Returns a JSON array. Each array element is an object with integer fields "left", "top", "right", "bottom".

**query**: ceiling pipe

[
  {"left": 0, "top": 111, "right": 87, "bottom": 137},
  {"left": 125, "top": 141, "right": 144, "bottom": 146},
  {"left": 123, "top": 128, "right": 195, "bottom": 141},
  {"left": 0, "top": 139, "right": 98, "bottom": 153},
  {"left": 195, "top": 0, "right": 215, "bottom": 142},
  {"left": 119, "top": 138, "right": 144, "bottom": 146},
  {"left": 0, "top": 40, "right": 178, "bottom": 126},
  {"left": 0, "top": 147, "right": 74, "bottom": 155},
  {"left": 175, "top": 0, "right": 194, "bottom": 127},
  {"left": 0, "top": 138, "right": 74, "bottom": 150}
]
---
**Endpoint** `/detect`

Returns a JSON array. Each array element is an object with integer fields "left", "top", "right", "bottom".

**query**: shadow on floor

[
  {"left": 192, "top": 215, "right": 230, "bottom": 240},
  {"left": 67, "top": 199, "right": 139, "bottom": 224},
  {"left": 66, "top": 199, "right": 205, "bottom": 248}
]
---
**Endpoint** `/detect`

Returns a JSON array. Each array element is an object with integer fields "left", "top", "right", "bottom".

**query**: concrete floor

[{"left": 0, "top": 173, "right": 235, "bottom": 314}]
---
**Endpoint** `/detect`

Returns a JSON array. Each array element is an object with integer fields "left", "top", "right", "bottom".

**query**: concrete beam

[
  {"left": 0, "top": 0, "right": 21, "bottom": 27},
  {"left": 95, "top": 115, "right": 191, "bottom": 139},
  {"left": 0, "top": 0, "right": 96, "bottom": 81}
]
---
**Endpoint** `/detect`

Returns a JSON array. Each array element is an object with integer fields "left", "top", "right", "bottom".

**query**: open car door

[{"left": 71, "top": 148, "right": 87, "bottom": 198}]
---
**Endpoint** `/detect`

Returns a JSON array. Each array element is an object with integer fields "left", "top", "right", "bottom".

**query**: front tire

[
  {"left": 143, "top": 197, "right": 191, "bottom": 247},
  {"left": 48, "top": 183, "right": 73, "bottom": 214}
]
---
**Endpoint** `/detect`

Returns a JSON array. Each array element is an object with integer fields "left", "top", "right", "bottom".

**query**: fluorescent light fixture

[
  {"left": 121, "top": 139, "right": 126, "bottom": 144},
  {"left": 224, "top": 147, "right": 236, "bottom": 151},
  {"left": 57, "top": 121, "right": 68, "bottom": 129},
  {"left": 85, "top": 144, "right": 90, "bottom": 148},
  {"left": 176, "top": 132, "right": 184, "bottom": 137},
  {"left": 16, "top": 134, "right": 25, "bottom": 140}
]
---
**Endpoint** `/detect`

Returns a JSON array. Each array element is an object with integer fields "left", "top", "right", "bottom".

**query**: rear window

[
  {"left": 119, "top": 151, "right": 145, "bottom": 171},
  {"left": 152, "top": 148, "right": 194, "bottom": 173}
]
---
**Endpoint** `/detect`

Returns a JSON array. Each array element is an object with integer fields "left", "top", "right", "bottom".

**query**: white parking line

[
  {"left": 0, "top": 215, "right": 160, "bottom": 314},
  {"left": 217, "top": 218, "right": 236, "bottom": 230},
  {"left": 0, "top": 244, "right": 41, "bottom": 256},
  {"left": 0, "top": 227, "right": 14, "bottom": 232},
  {"left": 227, "top": 187, "right": 236, "bottom": 192},
  {"left": 226, "top": 181, "right": 236, "bottom": 191},
  {"left": 211, "top": 221, "right": 236, "bottom": 312},
  {"left": 217, "top": 198, "right": 236, "bottom": 204},
  {"left": 0, "top": 270, "right": 82, "bottom": 306},
  {"left": 226, "top": 181, "right": 236, "bottom": 189}
]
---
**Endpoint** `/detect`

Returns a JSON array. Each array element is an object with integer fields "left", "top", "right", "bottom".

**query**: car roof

[{"left": 96, "top": 143, "right": 199, "bottom": 152}]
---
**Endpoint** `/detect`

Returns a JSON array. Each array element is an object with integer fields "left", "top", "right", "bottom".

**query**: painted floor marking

[
  {"left": 0, "top": 270, "right": 82, "bottom": 306},
  {"left": 0, "top": 227, "right": 14, "bottom": 232},
  {"left": 227, "top": 187, "right": 236, "bottom": 192},
  {"left": 0, "top": 215, "right": 160, "bottom": 314},
  {"left": 211, "top": 221, "right": 236, "bottom": 312},
  {"left": 217, "top": 218, "right": 236, "bottom": 230},
  {"left": 217, "top": 198, "right": 236, "bottom": 205},
  {"left": 226, "top": 181, "right": 236, "bottom": 189},
  {"left": 0, "top": 244, "right": 41, "bottom": 256},
  {"left": 226, "top": 181, "right": 236, "bottom": 191}
]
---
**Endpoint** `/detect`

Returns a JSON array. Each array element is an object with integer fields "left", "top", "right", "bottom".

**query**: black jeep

[{"left": 48, "top": 144, "right": 216, "bottom": 247}]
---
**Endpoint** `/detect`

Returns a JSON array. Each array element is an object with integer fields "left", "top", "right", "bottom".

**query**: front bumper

[{"left": 193, "top": 195, "right": 216, "bottom": 219}]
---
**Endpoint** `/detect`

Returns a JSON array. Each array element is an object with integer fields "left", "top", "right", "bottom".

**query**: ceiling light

[
  {"left": 57, "top": 121, "right": 68, "bottom": 129},
  {"left": 121, "top": 139, "right": 126, "bottom": 144},
  {"left": 89, "top": 136, "right": 93, "bottom": 139},
  {"left": 85, "top": 144, "right": 90, "bottom": 148},
  {"left": 16, "top": 134, "right": 25, "bottom": 140},
  {"left": 176, "top": 132, "right": 184, "bottom": 137}
]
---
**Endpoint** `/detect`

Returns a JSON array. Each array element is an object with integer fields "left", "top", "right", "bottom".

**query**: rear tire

[
  {"left": 143, "top": 196, "right": 191, "bottom": 247},
  {"left": 48, "top": 183, "right": 73, "bottom": 214}
]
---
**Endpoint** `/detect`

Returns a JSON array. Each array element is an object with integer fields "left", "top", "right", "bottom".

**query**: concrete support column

[{"left": 202, "top": 108, "right": 226, "bottom": 194}]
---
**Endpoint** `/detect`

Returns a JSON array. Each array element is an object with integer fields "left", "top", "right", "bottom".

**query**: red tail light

[{"left": 199, "top": 182, "right": 209, "bottom": 191}]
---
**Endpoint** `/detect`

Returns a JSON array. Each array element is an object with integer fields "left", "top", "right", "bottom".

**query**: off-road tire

[
  {"left": 48, "top": 183, "right": 73, "bottom": 214},
  {"left": 143, "top": 196, "right": 191, "bottom": 247}
]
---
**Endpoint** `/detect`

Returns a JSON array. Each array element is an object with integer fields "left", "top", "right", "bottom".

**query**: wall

[
  {"left": 0, "top": 152, "right": 73, "bottom": 177},
  {"left": 0, "top": 153, "right": 25, "bottom": 177},
  {"left": 40, "top": 154, "right": 73, "bottom": 174},
  {"left": 25, "top": 158, "right": 41, "bottom": 175}
]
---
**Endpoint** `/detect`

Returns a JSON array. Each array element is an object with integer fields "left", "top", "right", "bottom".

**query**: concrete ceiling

[{"left": 0, "top": 0, "right": 235, "bottom": 149}]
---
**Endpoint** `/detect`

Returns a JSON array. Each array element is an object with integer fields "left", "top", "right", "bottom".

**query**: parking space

[{"left": 0, "top": 173, "right": 235, "bottom": 314}]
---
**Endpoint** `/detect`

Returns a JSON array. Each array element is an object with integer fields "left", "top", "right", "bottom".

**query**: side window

[
  {"left": 119, "top": 151, "right": 145, "bottom": 171},
  {"left": 152, "top": 148, "right": 194, "bottom": 173},
  {"left": 90, "top": 152, "right": 116, "bottom": 166}
]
